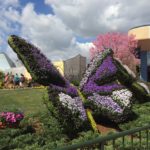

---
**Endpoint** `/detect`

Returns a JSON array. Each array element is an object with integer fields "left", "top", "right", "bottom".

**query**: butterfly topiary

[{"left": 8, "top": 35, "right": 150, "bottom": 137}]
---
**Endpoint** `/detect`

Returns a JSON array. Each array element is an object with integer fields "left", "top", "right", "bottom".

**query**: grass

[
  {"left": 0, "top": 88, "right": 47, "bottom": 115},
  {"left": 0, "top": 88, "right": 149, "bottom": 129},
  {"left": 119, "top": 102, "right": 150, "bottom": 130}
]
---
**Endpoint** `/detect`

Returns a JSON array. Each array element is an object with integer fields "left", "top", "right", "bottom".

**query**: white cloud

[
  {"left": 0, "top": 0, "right": 19, "bottom": 7},
  {"left": 18, "top": 3, "right": 94, "bottom": 61},
  {"left": 0, "top": 36, "right": 3, "bottom": 45},
  {"left": 0, "top": 0, "right": 20, "bottom": 61},
  {"left": 1, "top": 0, "right": 150, "bottom": 65},
  {"left": 0, "top": 1, "right": 93, "bottom": 63},
  {"left": 45, "top": 0, "right": 150, "bottom": 36},
  {"left": 20, "top": 3, "right": 74, "bottom": 56},
  {"left": 45, "top": 0, "right": 118, "bottom": 37}
]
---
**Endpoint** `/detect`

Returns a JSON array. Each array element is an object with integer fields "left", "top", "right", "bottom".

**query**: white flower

[
  {"left": 59, "top": 92, "right": 76, "bottom": 112},
  {"left": 58, "top": 92, "right": 87, "bottom": 120},
  {"left": 80, "top": 49, "right": 111, "bottom": 90},
  {"left": 112, "top": 89, "right": 132, "bottom": 107}
]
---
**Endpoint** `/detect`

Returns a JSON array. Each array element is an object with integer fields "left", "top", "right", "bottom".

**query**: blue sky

[
  {"left": 0, "top": 0, "right": 150, "bottom": 63},
  {"left": 20, "top": 0, "right": 54, "bottom": 15}
]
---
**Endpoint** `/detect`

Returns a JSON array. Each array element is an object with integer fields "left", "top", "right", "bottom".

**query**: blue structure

[
  {"left": 141, "top": 51, "right": 148, "bottom": 81},
  {"left": 147, "top": 52, "right": 150, "bottom": 81},
  {"left": 129, "top": 25, "right": 150, "bottom": 82}
]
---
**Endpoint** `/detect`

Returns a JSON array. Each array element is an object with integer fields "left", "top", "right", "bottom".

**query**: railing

[{"left": 56, "top": 124, "right": 150, "bottom": 150}]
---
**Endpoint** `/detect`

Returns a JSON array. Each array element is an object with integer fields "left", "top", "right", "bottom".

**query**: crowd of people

[{"left": 4, "top": 72, "right": 28, "bottom": 88}]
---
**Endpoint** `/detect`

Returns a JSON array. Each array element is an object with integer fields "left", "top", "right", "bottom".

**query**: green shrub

[
  {"left": 71, "top": 79, "right": 80, "bottom": 86},
  {"left": 0, "top": 71, "right": 4, "bottom": 88},
  {"left": 130, "top": 82, "right": 150, "bottom": 102}
]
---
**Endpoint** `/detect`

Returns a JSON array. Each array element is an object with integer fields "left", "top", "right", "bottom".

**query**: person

[
  {"left": 4, "top": 72, "right": 9, "bottom": 83},
  {"left": 14, "top": 73, "right": 20, "bottom": 86},
  {"left": 9, "top": 73, "right": 14, "bottom": 84},
  {"left": 19, "top": 74, "right": 25, "bottom": 87},
  {"left": 20, "top": 74, "right": 25, "bottom": 83}
]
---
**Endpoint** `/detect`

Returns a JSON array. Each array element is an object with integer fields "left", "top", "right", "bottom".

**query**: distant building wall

[
  {"left": 0, "top": 53, "right": 86, "bottom": 82},
  {"left": 64, "top": 54, "right": 86, "bottom": 81}
]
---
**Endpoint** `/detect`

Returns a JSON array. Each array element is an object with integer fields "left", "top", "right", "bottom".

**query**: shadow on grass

[{"left": 94, "top": 112, "right": 139, "bottom": 132}]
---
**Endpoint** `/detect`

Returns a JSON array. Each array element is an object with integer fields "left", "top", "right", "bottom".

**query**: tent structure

[{"left": 0, "top": 52, "right": 16, "bottom": 71}]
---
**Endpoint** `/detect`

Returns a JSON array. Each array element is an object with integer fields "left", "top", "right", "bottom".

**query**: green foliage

[
  {"left": 104, "top": 136, "right": 149, "bottom": 150},
  {"left": 71, "top": 131, "right": 100, "bottom": 144},
  {"left": 115, "top": 59, "right": 150, "bottom": 103},
  {"left": 46, "top": 87, "right": 90, "bottom": 138},
  {"left": 130, "top": 82, "right": 150, "bottom": 102},
  {"left": 119, "top": 102, "right": 150, "bottom": 130},
  {"left": 115, "top": 59, "right": 135, "bottom": 86},
  {"left": 0, "top": 111, "right": 67, "bottom": 150},
  {"left": 0, "top": 110, "right": 98, "bottom": 150},
  {"left": 71, "top": 79, "right": 80, "bottom": 86},
  {"left": 0, "top": 71, "right": 4, "bottom": 88},
  {"left": 0, "top": 71, "right": 4, "bottom": 80}
]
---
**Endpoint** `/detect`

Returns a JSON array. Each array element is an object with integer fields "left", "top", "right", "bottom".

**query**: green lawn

[
  {"left": 0, "top": 88, "right": 47, "bottom": 115},
  {"left": 0, "top": 88, "right": 149, "bottom": 128}
]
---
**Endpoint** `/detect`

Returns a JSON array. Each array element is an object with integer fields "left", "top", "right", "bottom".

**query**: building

[
  {"left": 0, "top": 52, "right": 86, "bottom": 81},
  {"left": 52, "top": 61, "right": 64, "bottom": 76},
  {"left": 0, "top": 52, "right": 16, "bottom": 71},
  {"left": 0, "top": 52, "right": 31, "bottom": 79},
  {"left": 64, "top": 54, "right": 86, "bottom": 81},
  {"left": 128, "top": 25, "right": 150, "bottom": 82}
]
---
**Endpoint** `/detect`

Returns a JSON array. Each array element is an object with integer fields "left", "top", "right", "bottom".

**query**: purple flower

[
  {"left": 49, "top": 82, "right": 78, "bottom": 97},
  {"left": 92, "top": 56, "right": 117, "bottom": 82},
  {"left": 74, "top": 97, "right": 87, "bottom": 120},
  {"left": 66, "top": 86, "right": 78, "bottom": 97},
  {"left": 88, "top": 93, "right": 123, "bottom": 113},
  {"left": 83, "top": 80, "right": 123, "bottom": 94},
  {"left": 81, "top": 55, "right": 123, "bottom": 94},
  {"left": 8, "top": 35, "right": 68, "bottom": 87},
  {"left": 80, "top": 49, "right": 112, "bottom": 90},
  {"left": 59, "top": 93, "right": 87, "bottom": 121}
]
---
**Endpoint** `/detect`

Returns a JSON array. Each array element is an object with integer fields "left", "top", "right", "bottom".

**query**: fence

[{"left": 56, "top": 124, "right": 150, "bottom": 150}]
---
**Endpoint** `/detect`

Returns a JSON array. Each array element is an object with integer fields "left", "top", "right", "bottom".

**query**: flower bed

[
  {"left": 0, "top": 112, "right": 24, "bottom": 128},
  {"left": 8, "top": 35, "right": 67, "bottom": 87},
  {"left": 47, "top": 85, "right": 90, "bottom": 137},
  {"left": 80, "top": 49, "right": 133, "bottom": 123},
  {"left": 8, "top": 35, "right": 150, "bottom": 135}
]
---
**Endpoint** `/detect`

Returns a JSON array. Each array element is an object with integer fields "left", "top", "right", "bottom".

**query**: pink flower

[{"left": 0, "top": 111, "right": 24, "bottom": 124}]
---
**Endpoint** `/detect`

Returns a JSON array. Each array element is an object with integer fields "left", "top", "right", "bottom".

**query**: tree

[
  {"left": 0, "top": 71, "right": 4, "bottom": 88},
  {"left": 90, "top": 32, "right": 139, "bottom": 72}
]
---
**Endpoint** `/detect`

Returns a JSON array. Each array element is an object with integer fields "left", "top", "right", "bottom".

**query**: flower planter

[
  {"left": 0, "top": 122, "right": 6, "bottom": 129},
  {"left": 0, "top": 112, "right": 24, "bottom": 129},
  {"left": 6, "top": 121, "right": 20, "bottom": 128}
]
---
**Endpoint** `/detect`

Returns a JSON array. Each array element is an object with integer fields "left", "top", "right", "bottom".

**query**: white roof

[{"left": 0, "top": 53, "right": 16, "bottom": 71}]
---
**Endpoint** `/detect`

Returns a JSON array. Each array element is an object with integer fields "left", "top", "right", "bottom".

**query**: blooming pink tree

[{"left": 90, "top": 32, "right": 139, "bottom": 72}]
